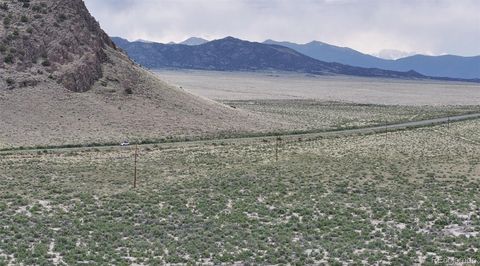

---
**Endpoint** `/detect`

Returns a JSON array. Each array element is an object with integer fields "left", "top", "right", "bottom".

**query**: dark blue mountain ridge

[
  {"left": 111, "top": 36, "right": 479, "bottom": 82},
  {"left": 264, "top": 40, "right": 480, "bottom": 79}
]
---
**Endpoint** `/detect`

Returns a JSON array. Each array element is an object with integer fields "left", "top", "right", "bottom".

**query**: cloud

[{"left": 84, "top": 0, "right": 480, "bottom": 56}]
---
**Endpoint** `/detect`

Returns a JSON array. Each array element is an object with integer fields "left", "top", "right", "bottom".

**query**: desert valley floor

[
  {"left": 155, "top": 70, "right": 480, "bottom": 105},
  {"left": 1, "top": 71, "right": 480, "bottom": 264},
  {"left": 2, "top": 0, "right": 479, "bottom": 264}
]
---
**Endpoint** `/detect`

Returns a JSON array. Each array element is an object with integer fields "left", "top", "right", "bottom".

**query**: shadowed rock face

[{"left": 0, "top": 0, "right": 116, "bottom": 92}]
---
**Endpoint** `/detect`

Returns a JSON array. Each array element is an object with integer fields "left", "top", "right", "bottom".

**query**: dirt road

[{"left": 1, "top": 112, "right": 479, "bottom": 155}]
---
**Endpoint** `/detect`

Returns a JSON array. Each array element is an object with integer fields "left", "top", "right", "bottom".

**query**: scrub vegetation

[
  {"left": 224, "top": 100, "right": 480, "bottom": 131},
  {"left": 1, "top": 119, "right": 479, "bottom": 265}
]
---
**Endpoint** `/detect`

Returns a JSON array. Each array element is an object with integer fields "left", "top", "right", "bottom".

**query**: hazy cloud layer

[{"left": 84, "top": 0, "right": 480, "bottom": 56}]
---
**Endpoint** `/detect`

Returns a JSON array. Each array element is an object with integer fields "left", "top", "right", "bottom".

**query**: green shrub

[
  {"left": 32, "top": 4, "right": 41, "bottom": 12},
  {"left": 19, "top": 0, "right": 31, "bottom": 8},
  {"left": 20, "top": 15, "right": 28, "bottom": 23},
  {"left": 41, "top": 60, "right": 51, "bottom": 67},
  {"left": 58, "top": 13, "right": 67, "bottom": 22},
  {"left": 124, "top": 87, "right": 133, "bottom": 95},
  {"left": 6, "top": 77, "right": 15, "bottom": 86},
  {"left": 3, "top": 16, "right": 11, "bottom": 26},
  {"left": 4, "top": 54, "right": 14, "bottom": 64}
]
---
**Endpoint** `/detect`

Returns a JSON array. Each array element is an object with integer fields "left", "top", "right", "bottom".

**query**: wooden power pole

[
  {"left": 385, "top": 120, "right": 388, "bottom": 144},
  {"left": 273, "top": 137, "right": 283, "bottom": 162},
  {"left": 275, "top": 137, "right": 281, "bottom": 162},
  {"left": 133, "top": 144, "right": 138, "bottom": 188}
]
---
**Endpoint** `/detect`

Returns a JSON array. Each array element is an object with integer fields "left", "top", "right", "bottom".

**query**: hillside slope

[
  {"left": 112, "top": 37, "right": 427, "bottom": 80},
  {"left": 0, "top": 0, "right": 276, "bottom": 148},
  {"left": 264, "top": 40, "right": 480, "bottom": 79}
]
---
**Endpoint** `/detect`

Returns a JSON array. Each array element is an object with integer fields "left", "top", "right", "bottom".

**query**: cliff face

[{"left": 0, "top": 0, "right": 116, "bottom": 91}]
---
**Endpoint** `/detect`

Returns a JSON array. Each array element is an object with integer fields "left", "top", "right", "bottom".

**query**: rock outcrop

[{"left": 0, "top": 0, "right": 116, "bottom": 91}]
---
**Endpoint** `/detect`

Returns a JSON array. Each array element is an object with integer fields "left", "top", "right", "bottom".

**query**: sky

[{"left": 84, "top": 0, "right": 480, "bottom": 56}]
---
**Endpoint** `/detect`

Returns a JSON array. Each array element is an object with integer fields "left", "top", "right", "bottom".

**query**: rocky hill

[
  {"left": 0, "top": 0, "right": 277, "bottom": 148},
  {"left": 0, "top": 0, "right": 116, "bottom": 91}
]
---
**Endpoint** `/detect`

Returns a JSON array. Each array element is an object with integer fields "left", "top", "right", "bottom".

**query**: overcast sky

[{"left": 84, "top": 0, "right": 480, "bottom": 56}]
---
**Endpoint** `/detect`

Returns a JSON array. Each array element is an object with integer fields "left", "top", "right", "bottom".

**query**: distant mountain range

[
  {"left": 372, "top": 49, "right": 416, "bottom": 60},
  {"left": 112, "top": 37, "right": 429, "bottom": 79},
  {"left": 264, "top": 40, "right": 480, "bottom": 79},
  {"left": 180, "top": 37, "right": 209, "bottom": 45},
  {"left": 135, "top": 39, "right": 154, "bottom": 44},
  {"left": 157, "top": 37, "right": 209, "bottom": 46},
  {"left": 112, "top": 36, "right": 479, "bottom": 82}
]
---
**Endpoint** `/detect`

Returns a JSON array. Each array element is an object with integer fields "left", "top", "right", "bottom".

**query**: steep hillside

[
  {"left": 264, "top": 40, "right": 480, "bottom": 79},
  {"left": 0, "top": 0, "right": 276, "bottom": 148},
  {"left": 112, "top": 37, "right": 427, "bottom": 80}
]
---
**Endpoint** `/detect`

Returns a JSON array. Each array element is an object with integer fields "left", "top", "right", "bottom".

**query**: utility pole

[
  {"left": 447, "top": 117, "right": 451, "bottom": 160},
  {"left": 385, "top": 120, "right": 388, "bottom": 144},
  {"left": 275, "top": 138, "right": 279, "bottom": 162},
  {"left": 275, "top": 137, "right": 282, "bottom": 162},
  {"left": 133, "top": 144, "right": 138, "bottom": 188}
]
